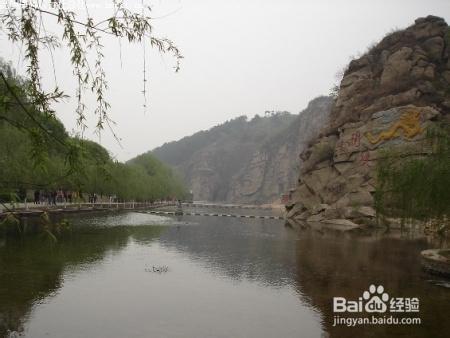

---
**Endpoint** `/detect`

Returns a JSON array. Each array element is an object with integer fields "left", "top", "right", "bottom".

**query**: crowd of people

[
  {"left": 33, "top": 189, "right": 75, "bottom": 205},
  {"left": 34, "top": 189, "right": 125, "bottom": 205},
  {"left": 29, "top": 189, "right": 179, "bottom": 206}
]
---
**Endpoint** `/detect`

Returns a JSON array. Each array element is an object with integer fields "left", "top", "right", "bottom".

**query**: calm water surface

[{"left": 0, "top": 210, "right": 449, "bottom": 338}]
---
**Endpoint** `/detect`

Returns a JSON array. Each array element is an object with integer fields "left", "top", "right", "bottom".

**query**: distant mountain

[{"left": 147, "top": 96, "right": 332, "bottom": 203}]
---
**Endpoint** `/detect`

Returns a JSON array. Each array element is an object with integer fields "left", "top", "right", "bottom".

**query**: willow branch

[{"left": 0, "top": 71, "right": 66, "bottom": 147}]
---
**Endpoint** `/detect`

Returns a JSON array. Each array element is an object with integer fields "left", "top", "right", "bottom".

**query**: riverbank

[{"left": 0, "top": 202, "right": 176, "bottom": 219}]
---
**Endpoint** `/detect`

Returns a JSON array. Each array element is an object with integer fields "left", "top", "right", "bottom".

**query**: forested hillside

[
  {"left": 0, "top": 59, "right": 186, "bottom": 203},
  {"left": 152, "top": 112, "right": 296, "bottom": 167}
]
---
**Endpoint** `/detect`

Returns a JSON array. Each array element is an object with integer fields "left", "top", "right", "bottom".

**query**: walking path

[
  {"left": 1, "top": 202, "right": 284, "bottom": 220},
  {"left": 0, "top": 202, "right": 175, "bottom": 218}
]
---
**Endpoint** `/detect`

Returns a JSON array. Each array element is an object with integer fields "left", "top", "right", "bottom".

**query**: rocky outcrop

[{"left": 288, "top": 16, "right": 450, "bottom": 225}]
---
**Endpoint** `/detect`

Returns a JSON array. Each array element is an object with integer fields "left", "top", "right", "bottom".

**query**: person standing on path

[{"left": 34, "top": 190, "right": 40, "bottom": 204}]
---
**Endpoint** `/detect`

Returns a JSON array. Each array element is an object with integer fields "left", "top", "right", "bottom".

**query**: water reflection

[
  {"left": 158, "top": 216, "right": 299, "bottom": 288},
  {"left": 0, "top": 211, "right": 449, "bottom": 338},
  {"left": 0, "top": 221, "right": 163, "bottom": 337},
  {"left": 292, "top": 229, "right": 450, "bottom": 338}
]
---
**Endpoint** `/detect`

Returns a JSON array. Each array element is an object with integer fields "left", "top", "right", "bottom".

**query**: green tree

[
  {"left": 0, "top": 59, "right": 186, "bottom": 205},
  {"left": 0, "top": 0, "right": 182, "bottom": 167}
]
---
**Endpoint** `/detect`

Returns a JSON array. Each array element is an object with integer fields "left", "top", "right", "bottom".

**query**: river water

[{"left": 0, "top": 209, "right": 449, "bottom": 338}]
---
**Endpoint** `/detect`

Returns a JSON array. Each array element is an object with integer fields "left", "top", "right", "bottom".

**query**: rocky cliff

[
  {"left": 287, "top": 16, "right": 450, "bottom": 226},
  {"left": 151, "top": 112, "right": 297, "bottom": 201},
  {"left": 150, "top": 97, "right": 332, "bottom": 203},
  {"left": 227, "top": 96, "right": 332, "bottom": 203}
]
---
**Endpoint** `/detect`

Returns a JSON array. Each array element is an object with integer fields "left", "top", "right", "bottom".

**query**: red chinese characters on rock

[
  {"left": 336, "top": 131, "right": 362, "bottom": 155},
  {"left": 360, "top": 151, "right": 370, "bottom": 167},
  {"left": 351, "top": 131, "right": 361, "bottom": 148}
]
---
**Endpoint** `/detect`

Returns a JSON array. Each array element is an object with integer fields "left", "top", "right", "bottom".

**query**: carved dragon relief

[{"left": 365, "top": 109, "right": 424, "bottom": 145}]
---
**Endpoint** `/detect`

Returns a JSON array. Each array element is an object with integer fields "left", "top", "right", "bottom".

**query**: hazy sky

[{"left": 1, "top": 0, "right": 449, "bottom": 161}]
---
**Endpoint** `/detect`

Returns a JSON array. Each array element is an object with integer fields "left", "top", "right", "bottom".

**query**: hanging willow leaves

[{"left": 0, "top": 0, "right": 182, "bottom": 167}]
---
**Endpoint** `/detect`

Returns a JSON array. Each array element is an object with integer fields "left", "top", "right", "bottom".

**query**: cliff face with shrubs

[
  {"left": 152, "top": 112, "right": 298, "bottom": 202},
  {"left": 151, "top": 97, "right": 332, "bottom": 203},
  {"left": 227, "top": 96, "right": 332, "bottom": 203},
  {"left": 287, "top": 16, "right": 450, "bottom": 226}
]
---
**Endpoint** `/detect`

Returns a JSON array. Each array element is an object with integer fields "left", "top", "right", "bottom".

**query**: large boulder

[{"left": 288, "top": 16, "right": 450, "bottom": 226}]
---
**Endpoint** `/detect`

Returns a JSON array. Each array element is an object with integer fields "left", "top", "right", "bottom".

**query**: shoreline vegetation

[
  {"left": 375, "top": 124, "right": 450, "bottom": 236},
  {"left": 0, "top": 59, "right": 187, "bottom": 238}
]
